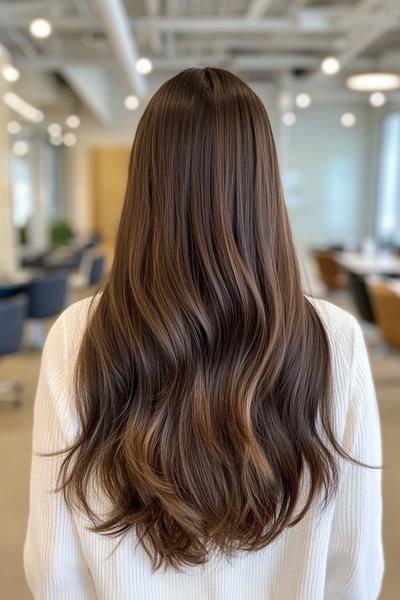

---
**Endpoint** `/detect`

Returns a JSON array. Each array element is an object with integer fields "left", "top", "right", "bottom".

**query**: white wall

[
  {"left": 280, "top": 103, "right": 375, "bottom": 250},
  {"left": 0, "top": 53, "right": 17, "bottom": 272},
  {"left": 278, "top": 100, "right": 379, "bottom": 293}
]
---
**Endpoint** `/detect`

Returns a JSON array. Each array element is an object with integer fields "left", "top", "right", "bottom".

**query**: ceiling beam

[
  {"left": 62, "top": 65, "right": 113, "bottom": 124},
  {"left": 145, "top": 0, "right": 163, "bottom": 54},
  {"left": 337, "top": 0, "right": 400, "bottom": 66},
  {"left": 338, "top": 0, "right": 386, "bottom": 28},
  {"left": 7, "top": 28, "right": 39, "bottom": 59},
  {"left": 0, "top": 1, "right": 53, "bottom": 21},
  {"left": 0, "top": 14, "right": 399, "bottom": 33},
  {"left": 164, "top": 0, "right": 178, "bottom": 57},
  {"left": 287, "top": 0, "right": 312, "bottom": 14},
  {"left": 351, "top": 0, "right": 385, "bottom": 17},
  {"left": 14, "top": 53, "right": 378, "bottom": 73},
  {"left": 177, "top": 36, "right": 337, "bottom": 52},
  {"left": 246, "top": 0, "right": 274, "bottom": 18},
  {"left": 233, "top": 53, "right": 319, "bottom": 69},
  {"left": 0, "top": 42, "right": 11, "bottom": 67},
  {"left": 134, "top": 17, "right": 332, "bottom": 33},
  {"left": 93, "top": 0, "right": 147, "bottom": 98}
]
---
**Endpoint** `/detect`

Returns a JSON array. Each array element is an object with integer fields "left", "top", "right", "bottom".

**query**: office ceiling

[
  {"left": 0, "top": 0, "right": 399, "bottom": 73},
  {"left": 1, "top": 0, "right": 400, "bottom": 118}
]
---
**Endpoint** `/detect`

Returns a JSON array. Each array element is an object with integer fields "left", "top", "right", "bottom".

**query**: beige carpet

[{"left": 0, "top": 299, "right": 399, "bottom": 599}]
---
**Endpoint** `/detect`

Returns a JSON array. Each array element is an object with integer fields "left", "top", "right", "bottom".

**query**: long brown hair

[{"left": 57, "top": 67, "right": 359, "bottom": 570}]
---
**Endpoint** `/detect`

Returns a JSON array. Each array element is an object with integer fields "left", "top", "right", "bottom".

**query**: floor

[{"left": 0, "top": 296, "right": 399, "bottom": 599}]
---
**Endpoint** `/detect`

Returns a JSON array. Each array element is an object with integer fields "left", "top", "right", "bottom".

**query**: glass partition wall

[
  {"left": 376, "top": 111, "right": 400, "bottom": 246},
  {"left": 9, "top": 130, "right": 64, "bottom": 258}
]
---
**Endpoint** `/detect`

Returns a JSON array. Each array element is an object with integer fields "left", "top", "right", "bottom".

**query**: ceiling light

[
  {"left": 3, "top": 91, "right": 44, "bottom": 122},
  {"left": 29, "top": 18, "right": 52, "bottom": 39},
  {"left": 295, "top": 93, "right": 311, "bottom": 109},
  {"left": 136, "top": 57, "right": 153, "bottom": 74},
  {"left": 66, "top": 114, "right": 80, "bottom": 128},
  {"left": 2, "top": 65, "right": 20, "bottom": 82},
  {"left": 346, "top": 72, "right": 400, "bottom": 91},
  {"left": 369, "top": 91, "right": 386, "bottom": 107},
  {"left": 340, "top": 112, "right": 356, "bottom": 127},
  {"left": 124, "top": 95, "right": 139, "bottom": 110},
  {"left": 47, "top": 123, "right": 61, "bottom": 135},
  {"left": 282, "top": 112, "right": 296, "bottom": 126},
  {"left": 63, "top": 132, "right": 76, "bottom": 147},
  {"left": 7, "top": 120, "right": 21, "bottom": 134},
  {"left": 49, "top": 133, "right": 63, "bottom": 146},
  {"left": 12, "top": 140, "right": 29, "bottom": 156},
  {"left": 321, "top": 56, "right": 340, "bottom": 75}
]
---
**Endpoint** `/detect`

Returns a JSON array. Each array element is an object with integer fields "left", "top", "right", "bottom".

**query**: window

[
  {"left": 11, "top": 152, "right": 33, "bottom": 230},
  {"left": 376, "top": 111, "right": 400, "bottom": 243}
]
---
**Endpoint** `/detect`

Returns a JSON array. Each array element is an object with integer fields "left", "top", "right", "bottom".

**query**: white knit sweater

[{"left": 24, "top": 296, "right": 384, "bottom": 599}]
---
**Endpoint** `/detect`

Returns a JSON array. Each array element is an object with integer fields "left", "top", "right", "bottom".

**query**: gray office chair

[
  {"left": 88, "top": 255, "right": 105, "bottom": 286},
  {"left": 0, "top": 294, "right": 28, "bottom": 406},
  {"left": 27, "top": 271, "right": 68, "bottom": 347},
  {"left": 69, "top": 253, "right": 106, "bottom": 295},
  {"left": 347, "top": 272, "right": 376, "bottom": 324}
]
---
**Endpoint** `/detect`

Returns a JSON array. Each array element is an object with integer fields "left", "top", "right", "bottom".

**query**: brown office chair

[
  {"left": 368, "top": 283, "right": 400, "bottom": 349},
  {"left": 312, "top": 250, "right": 347, "bottom": 291}
]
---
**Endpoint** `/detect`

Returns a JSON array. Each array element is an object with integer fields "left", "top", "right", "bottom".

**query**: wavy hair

[{"left": 57, "top": 68, "right": 360, "bottom": 570}]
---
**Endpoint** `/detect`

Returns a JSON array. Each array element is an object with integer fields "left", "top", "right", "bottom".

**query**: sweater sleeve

[
  {"left": 23, "top": 310, "right": 97, "bottom": 599},
  {"left": 324, "top": 320, "right": 384, "bottom": 599}
]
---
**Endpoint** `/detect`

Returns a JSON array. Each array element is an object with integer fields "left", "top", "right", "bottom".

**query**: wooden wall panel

[{"left": 91, "top": 147, "right": 130, "bottom": 258}]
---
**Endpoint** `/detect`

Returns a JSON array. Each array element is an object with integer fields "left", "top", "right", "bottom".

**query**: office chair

[{"left": 0, "top": 295, "right": 28, "bottom": 406}]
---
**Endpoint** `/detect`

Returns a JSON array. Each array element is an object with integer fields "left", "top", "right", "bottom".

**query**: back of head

[{"left": 59, "top": 68, "right": 345, "bottom": 570}]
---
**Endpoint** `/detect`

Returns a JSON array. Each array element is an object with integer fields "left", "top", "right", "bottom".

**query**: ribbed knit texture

[{"left": 24, "top": 296, "right": 384, "bottom": 599}]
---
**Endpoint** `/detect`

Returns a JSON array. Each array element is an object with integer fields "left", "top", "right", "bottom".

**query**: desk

[
  {"left": 386, "top": 279, "right": 400, "bottom": 297},
  {"left": 335, "top": 252, "right": 400, "bottom": 277}
]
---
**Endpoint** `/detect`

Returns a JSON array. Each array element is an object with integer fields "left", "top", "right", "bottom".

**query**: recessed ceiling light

[
  {"left": 282, "top": 112, "right": 296, "bottom": 126},
  {"left": 47, "top": 123, "right": 61, "bottom": 135},
  {"left": 29, "top": 18, "right": 52, "bottom": 39},
  {"left": 321, "top": 57, "right": 340, "bottom": 75},
  {"left": 346, "top": 72, "right": 400, "bottom": 91},
  {"left": 295, "top": 93, "right": 311, "bottom": 109},
  {"left": 369, "top": 91, "right": 386, "bottom": 107},
  {"left": 340, "top": 112, "right": 356, "bottom": 127},
  {"left": 66, "top": 114, "right": 80, "bottom": 128},
  {"left": 7, "top": 120, "right": 21, "bottom": 134},
  {"left": 49, "top": 133, "right": 63, "bottom": 146},
  {"left": 136, "top": 57, "right": 153, "bottom": 74},
  {"left": 2, "top": 65, "right": 20, "bottom": 82},
  {"left": 124, "top": 95, "right": 140, "bottom": 110},
  {"left": 12, "top": 140, "right": 29, "bottom": 156},
  {"left": 63, "top": 132, "right": 77, "bottom": 147}
]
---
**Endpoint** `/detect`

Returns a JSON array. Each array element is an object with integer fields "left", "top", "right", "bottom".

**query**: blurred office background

[{"left": 0, "top": 0, "right": 399, "bottom": 598}]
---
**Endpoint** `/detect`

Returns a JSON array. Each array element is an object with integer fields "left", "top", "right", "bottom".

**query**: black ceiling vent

[
  {"left": 52, "top": 72, "right": 69, "bottom": 87},
  {"left": 291, "top": 67, "right": 312, "bottom": 78}
]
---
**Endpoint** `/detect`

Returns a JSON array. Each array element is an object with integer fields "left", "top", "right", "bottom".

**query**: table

[
  {"left": 334, "top": 252, "right": 400, "bottom": 277},
  {"left": 386, "top": 279, "right": 400, "bottom": 297}
]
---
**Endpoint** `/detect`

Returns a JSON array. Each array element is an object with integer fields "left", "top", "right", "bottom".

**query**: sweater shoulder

[
  {"left": 62, "top": 294, "right": 99, "bottom": 335},
  {"left": 306, "top": 296, "right": 360, "bottom": 354},
  {"left": 46, "top": 294, "right": 101, "bottom": 363},
  {"left": 41, "top": 295, "right": 101, "bottom": 442}
]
